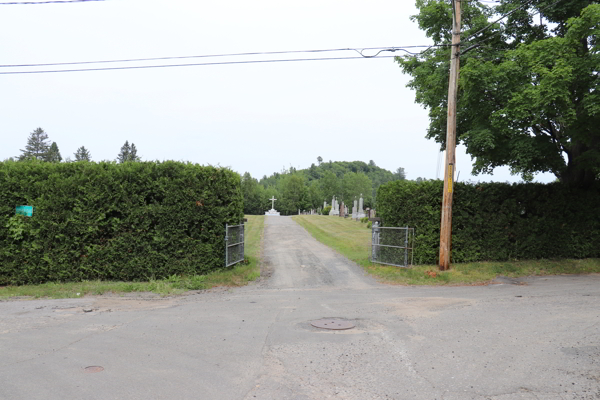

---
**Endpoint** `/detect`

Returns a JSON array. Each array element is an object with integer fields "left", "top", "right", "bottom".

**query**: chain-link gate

[
  {"left": 371, "top": 223, "right": 414, "bottom": 267},
  {"left": 225, "top": 223, "right": 245, "bottom": 267}
]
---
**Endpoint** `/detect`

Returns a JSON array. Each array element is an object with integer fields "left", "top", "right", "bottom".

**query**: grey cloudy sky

[{"left": 0, "top": 0, "right": 554, "bottom": 183}]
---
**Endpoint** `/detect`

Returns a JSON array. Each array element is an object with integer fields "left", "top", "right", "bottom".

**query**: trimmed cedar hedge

[
  {"left": 376, "top": 180, "right": 600, "bottom": 265},
  {"left": 0, "top": 160, "right": 243, "bottom": 284}
]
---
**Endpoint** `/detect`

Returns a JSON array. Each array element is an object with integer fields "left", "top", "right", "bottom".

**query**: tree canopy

[
  {"left": 45, "top": 142, "right": 62, "bottom": 163},
  {"left": 19, "top": 128, "right": 50, "bottom": 161},
  {"left": 74, "top": 146, "right": 92, "bottom": 161},
  {"left": 117, "top": 140, "right": 141, "bottom": 163},
  {"left": 240, "top": 160, "right": 407, "bottom": 215},
  {"left": 397, "top": 0, "right": 600, "bottom": 187}
]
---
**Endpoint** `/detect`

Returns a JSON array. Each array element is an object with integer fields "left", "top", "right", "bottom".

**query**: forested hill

[{"left": 241, "top": 159, "right": 406, "bottom": 215}]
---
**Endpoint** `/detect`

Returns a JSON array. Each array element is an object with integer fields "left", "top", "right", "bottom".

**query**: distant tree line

[
  {"left": 9, "top": 127, "right": 141, "bottom": 163},
  {"left": 242, "top": 157, "right": 407, "bottom": 215}
]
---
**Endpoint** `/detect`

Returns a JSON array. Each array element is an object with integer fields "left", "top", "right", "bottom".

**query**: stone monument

[
  {"left": 352, "top": 197, "right": 358, "bottom": 219},
  {"left": 357, "top": 193, "right": 366, "bottom": 219},
  {"left": 329, "top": 196, "right": 339, "bottom": 216},
  {"left": 265, "top": 196, "right": 280, "bottom": 216}
]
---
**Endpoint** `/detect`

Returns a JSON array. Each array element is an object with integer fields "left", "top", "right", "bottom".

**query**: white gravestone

[
  {"left": 329, "top": 196, "right": 339, "bottom": 216},
  {"left": 265, "top": 196, "right": 280, "bottom": 216},
  {"left": 357, "top": 194, "right": 366, "bottom": 219}
]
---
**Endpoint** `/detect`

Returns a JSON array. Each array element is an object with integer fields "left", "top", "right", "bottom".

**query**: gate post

[
  {"left": 404, "top": 226, "right": 409, "bottom": 267},
  {"left": 225, "top": 223, "right": 228, "bottom": 268},
  {"left": 371, "top": 221, "right": 380, "bottom": 262}
]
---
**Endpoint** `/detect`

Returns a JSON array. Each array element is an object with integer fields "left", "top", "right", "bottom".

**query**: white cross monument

[{"left": 265, "top": 196, "right": 280, "bottom": 216}]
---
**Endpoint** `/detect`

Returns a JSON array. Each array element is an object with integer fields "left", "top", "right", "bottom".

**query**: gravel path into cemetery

[{"left": 1, "top": 216, "right": 600, "bottom": 400}]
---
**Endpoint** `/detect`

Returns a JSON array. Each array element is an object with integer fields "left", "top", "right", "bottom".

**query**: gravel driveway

[{"left": 1, "top": 216, "right": 599, "bottom": 399}]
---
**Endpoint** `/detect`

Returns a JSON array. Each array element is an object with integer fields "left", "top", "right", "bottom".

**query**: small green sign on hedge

[{"left": 15, "top": 205, "right": 34, "bottom": 217}]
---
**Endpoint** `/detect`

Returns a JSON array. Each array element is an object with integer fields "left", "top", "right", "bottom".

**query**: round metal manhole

[
  {"left": 310, "top": 318, "right": 355, "bottom": 330},
  {"left": 83, "top": 366, "right": 104, "bottom": 373}
]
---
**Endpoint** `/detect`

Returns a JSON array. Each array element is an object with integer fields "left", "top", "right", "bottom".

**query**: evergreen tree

[
  {"left": 74, "top": 146, "right": 92, "bottom": 161},
  {"left": 117, "top": 141, "right": 131, "bottom": 163},
  {"left": 19, "top": 127, "right": 50, "bottom": 160},
  {"left": 129, "top": 143, "right": 140, "bottom": 161},
  {"left": 45, "top": 142, "right": 62, "bottom": 162},
  {"left": 117, "top": 141, "right": 141, "bottom": 163},
  {"left": 393, "top": 167, "right": 406, "bottom": 181}
]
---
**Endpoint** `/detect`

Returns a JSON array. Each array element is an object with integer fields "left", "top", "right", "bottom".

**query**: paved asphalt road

[{"left": 1, "top": 216, "right": 599, "bottom": 400}]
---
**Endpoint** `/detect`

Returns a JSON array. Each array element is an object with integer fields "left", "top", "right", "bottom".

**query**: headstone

[
  {"left": 265, "top": 196, "right": 280, "bottom": 216},
  {"left": 352, "top": 197, "right": 358, "bottom": 219},
  {"left": 324, "top": 201, "right": 327, "bottom": 210},
  {"left": 329, "top": 196, "right": 339, "bottom": 216},
  {"left": 339, "top": 202, "right": 345, "bottom": 217},
  {"left": 357, "top": 194, "right": 366, "bottom": 219}
]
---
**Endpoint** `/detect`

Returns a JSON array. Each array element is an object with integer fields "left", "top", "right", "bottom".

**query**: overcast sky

[{"left": 0, "top": 0, "right": 555, "bottom": 183}]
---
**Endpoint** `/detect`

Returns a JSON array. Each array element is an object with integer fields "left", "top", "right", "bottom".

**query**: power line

[
  {"left": 461, "top": 0, "right": 564, "bottom": 55},
  {"left": 0, "top": 55, "right": 400, "bottom": 75},
  {"left": 0, "top": 0, "right": 103, "bottom": 4},
  {"left": 0, "top": 46, "right": 438, "bottom": 69},
  {"left": 460, "top": 0, "right": 537, "bottom": 45}
]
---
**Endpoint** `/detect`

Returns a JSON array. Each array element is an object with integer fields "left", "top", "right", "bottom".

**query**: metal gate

[
  {"left": 371, "top": 223, "right": 414, "bottom": 267},
  {"left": 225, "top": 223, "right": 245, "bottom": 267}
]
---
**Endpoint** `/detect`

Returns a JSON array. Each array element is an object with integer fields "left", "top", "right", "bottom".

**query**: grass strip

[
  {"left": 0, "top": 215, "right": 265, "bottom": 299},
  {"left": 293, "top": 215, "right": 600, "bottom": 285}
]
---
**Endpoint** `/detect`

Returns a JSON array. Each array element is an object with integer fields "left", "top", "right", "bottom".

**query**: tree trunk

[{"left": 561, "top": 143, "right": 596, "bottom": 188}]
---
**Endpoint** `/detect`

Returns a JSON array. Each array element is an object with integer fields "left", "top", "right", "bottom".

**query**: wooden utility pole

[{"left": 439, "top": 0, "right": 461, "bottom": 271}]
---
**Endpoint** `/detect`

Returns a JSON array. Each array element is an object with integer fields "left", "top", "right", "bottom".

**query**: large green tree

[
  {"left": 19, "top": 127, "right": 50, "bottom": 161},
  {"left": 278, "top": 174, "right": 309, "bottom": 215},
  {"left": 117, "top": 140, "right": 141, "bottom": 163},
  {"left": 45, "top": 142, "right": 62, "bottom": 163},
  {"left": 318, "top": 170, "right": 341, "bottom": 203},
  {"left": 341, "top": 172, "right": 373, "bottom": 208},
  {"left": 74, "top": 146, "right": 92, "bottom": 161},
  {"left": 398, "top": 1, "right": 600, "bottom": 187},
  {"left": 241, "top": 172, "right": 267, "bottom": 215}
]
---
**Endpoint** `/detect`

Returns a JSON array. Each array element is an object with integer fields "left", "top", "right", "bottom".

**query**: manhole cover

[
  {"left": 310, "top": 318, "right": 355, "bottom": 330},
  {"left": 83, "top": 366, "right": 104, "bottom": 373}
]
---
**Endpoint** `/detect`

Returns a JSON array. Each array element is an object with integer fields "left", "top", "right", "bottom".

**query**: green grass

[
  {"left": 293, "top": 215, "right": 600, "bottom": 285},
  {"left": 0, "top": 215, "right": 265, "bottom": 299}
]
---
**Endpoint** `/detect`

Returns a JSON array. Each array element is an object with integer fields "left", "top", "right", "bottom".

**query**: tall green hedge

[
  {"left": 0, "top": 160, "right": 243, "bottom": 284},
  {"left": 376, "top": 180, "right": 600, "bottom": 265}
]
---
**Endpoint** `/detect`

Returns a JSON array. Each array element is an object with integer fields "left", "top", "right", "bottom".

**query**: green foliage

[
  {"left": 241, "top": 172, "right": 267, "bottom": 214},
  {"left": 278, "top": 174, "right": 309, "bottom": 215},
  {"left": 360, "top": 217, "right": 369, "bottom": 223},
  {"left": 0, "top": 160, "right": 243, "bottom": 285},
  {"left": 377, "top": 180, "right": 600, "bottom": 264},
  {"left": 341, "top": 172, "right": 373, "bottom": 207},
  {"left": 74, "top": 146, "right": 92, "bottom": 161},
  {"left": 397, "top": 2, "right": 600, "bottom": 187},
  {"left": 255, "top": 160, "right": 406, "bottom": 212},
  {"left": 117, "top": 140, "right": 141, "bottom": 163},
  {"left": 319, "top": 171, "right": 341, "bottom": 204},
  {"left": 322, "top": 205, "right": 332, "bottom": 215},
  {"left": 45, "top": 142, "right": 62, "bottom": 163},
  {"left": 19, "top": 128, "right": 51, "bottom": 161}
]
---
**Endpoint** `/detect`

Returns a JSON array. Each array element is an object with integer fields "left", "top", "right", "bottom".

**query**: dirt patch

[
  {"left": 377, "top": 297, "right": 475, "bottom": 319},
  {"left": 91, "top": 294, "right": 177, "bottom": 312}
]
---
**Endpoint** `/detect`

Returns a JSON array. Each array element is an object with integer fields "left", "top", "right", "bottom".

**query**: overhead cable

[
  {"left": 0, "top": 55, "right": 402, "bottom": 75},
  {"left": 460, "top": 0, "right": 564, "bottom": 55},
  {"left": 0, "top": 0, "right": 103, "bottom": 4},
  {"left": 0, "top": 46, "right": 439, "bottom": 69}
]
